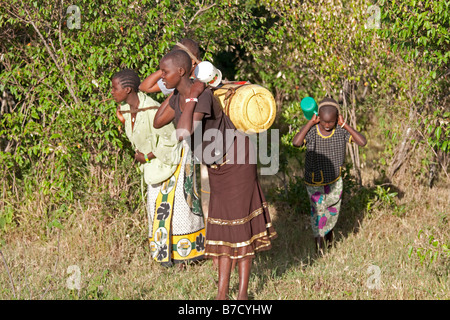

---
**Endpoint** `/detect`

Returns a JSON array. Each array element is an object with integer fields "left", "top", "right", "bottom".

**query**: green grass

[
  {"left": 0, "top": 175, "right": 448, "bottom": 300},
  {"left": 1, "top": 120, "right": 449, "bottom": 300}
]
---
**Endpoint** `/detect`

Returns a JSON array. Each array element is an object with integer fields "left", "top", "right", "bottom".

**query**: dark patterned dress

[
  {"left": 304, "top": 125, "right": 352, "bottom": 237},
  {"left": 169, "top": 88, "right": 277, "bottom": 260}
]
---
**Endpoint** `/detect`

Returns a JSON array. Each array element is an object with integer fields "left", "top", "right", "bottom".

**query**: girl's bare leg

[
  {"left": 315, "top": 236, "right": 325, "bottom": 255},
  {"left": 216, "top": 256, "right": 232, "bottom": 300},
  {"left": 325, "top": 229, "right": 334, "bottom": 248},
  {"left": 237, "top": 258, "right": 251, "bottom": 300}
]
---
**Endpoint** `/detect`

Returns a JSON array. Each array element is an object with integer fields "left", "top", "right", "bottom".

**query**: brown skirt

[{"left": 205, "top": 134, "right": 277, "bottom": 260}]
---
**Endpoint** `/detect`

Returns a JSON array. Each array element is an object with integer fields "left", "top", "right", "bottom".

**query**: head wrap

[{"left": 318, "top": 98, "right": 340, "bottom": 114}]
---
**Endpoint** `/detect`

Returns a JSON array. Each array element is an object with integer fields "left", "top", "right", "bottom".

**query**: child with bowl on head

[
  {"left": 112, "top": 69, "right": 206, "bottom": 267},
  {"left": 292, "top": 97, "right": 367, "bottom": 254},
  {"left": 153, "top": 50, "right": 277, "bottom": 300}
]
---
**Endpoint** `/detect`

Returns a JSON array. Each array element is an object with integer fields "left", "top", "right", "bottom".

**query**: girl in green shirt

[{"left": 112, "top": 69, "right": 206, "bottom": 267}]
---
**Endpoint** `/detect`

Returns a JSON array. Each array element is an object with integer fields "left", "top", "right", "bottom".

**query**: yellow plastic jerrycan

[{"left": 213, "top": 81, "right": 276, "bottom": 134}]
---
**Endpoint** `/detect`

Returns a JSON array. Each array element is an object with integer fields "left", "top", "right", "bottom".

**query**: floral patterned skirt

[
  {"left": 306, "top": 177, "right": 343, "bottom": 238},
  {"left": 147, "top": 144, "right": 206, "bottom": 267}
]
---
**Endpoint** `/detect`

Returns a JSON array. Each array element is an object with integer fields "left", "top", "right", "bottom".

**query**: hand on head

[
  {"left": 189, "top": 79, "right": 206, "bottom": 98},
  {"left": 310, "top": 113, "right": 320, "bottom": 124},
  {"left": 337, "top": 114, "right": 345, "bottom": 127}
]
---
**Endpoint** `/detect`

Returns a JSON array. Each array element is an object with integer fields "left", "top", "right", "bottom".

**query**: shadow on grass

[{"left": 248, "top": 179, "right": 394, "bottom": 299}]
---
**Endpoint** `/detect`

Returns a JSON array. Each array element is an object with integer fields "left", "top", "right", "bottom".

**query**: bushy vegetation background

[{"left": 0, "top": 0, "right": 448, "bottom": 300}]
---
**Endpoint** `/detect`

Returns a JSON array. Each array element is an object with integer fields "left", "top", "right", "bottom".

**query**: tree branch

[
  {"left": 186, "top": 3, "right": 217, "bottom": 28},
  {"left": 16, "top": 0, "right": 79, "bottom": 106}
]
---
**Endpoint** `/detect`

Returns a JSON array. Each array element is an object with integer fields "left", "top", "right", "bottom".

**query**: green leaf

[
  {"left": 435, "top": 126, "right": 442, "bottom": 140},
  {"left": 418, "top": 229, "right": 424, "bottom": 239},
  {"left": 49, "top": 219, "right": 64, "bottom": 230},
  {"left": 407, "top": 245, "right": 414, "bottom": 258},
  {"left": 442, "top": 140, "right": 448, "bottom": 152}
]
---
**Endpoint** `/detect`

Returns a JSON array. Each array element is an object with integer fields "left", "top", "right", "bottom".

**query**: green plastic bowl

[{"left": 300, "top": 97, "right": 318, "bottom": 120}]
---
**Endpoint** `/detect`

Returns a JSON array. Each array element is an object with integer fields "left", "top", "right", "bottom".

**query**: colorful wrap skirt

[
  {"left": 204, "top": 135, "right": 277, "bottom": 260},
  {"left": 147, "top": 143, "right": 206, "bottom": 267},
  {"left": 306, "top": 177, "right": 343, "bottom": 238}
]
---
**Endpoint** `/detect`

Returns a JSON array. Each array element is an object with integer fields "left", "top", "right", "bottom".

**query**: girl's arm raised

[
  {"left": 139, "top": 69, "right": 163, "bottom": 93},
  {"left": 175, "top": 81, "right": 206, "bottom": 141},
  {"left": 292, "top": 114, "right": 320, "bottom": 147},
  {"left": 153, "top": 93, "right": 175, "bottom": 129},
  {"left": 338, "top": 115, "right": 367, "bottom": 147}
]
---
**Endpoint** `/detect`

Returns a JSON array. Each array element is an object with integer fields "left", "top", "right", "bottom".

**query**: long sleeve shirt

[{"left": 120, "top": 91, "right": 181, "bottom": 184}]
